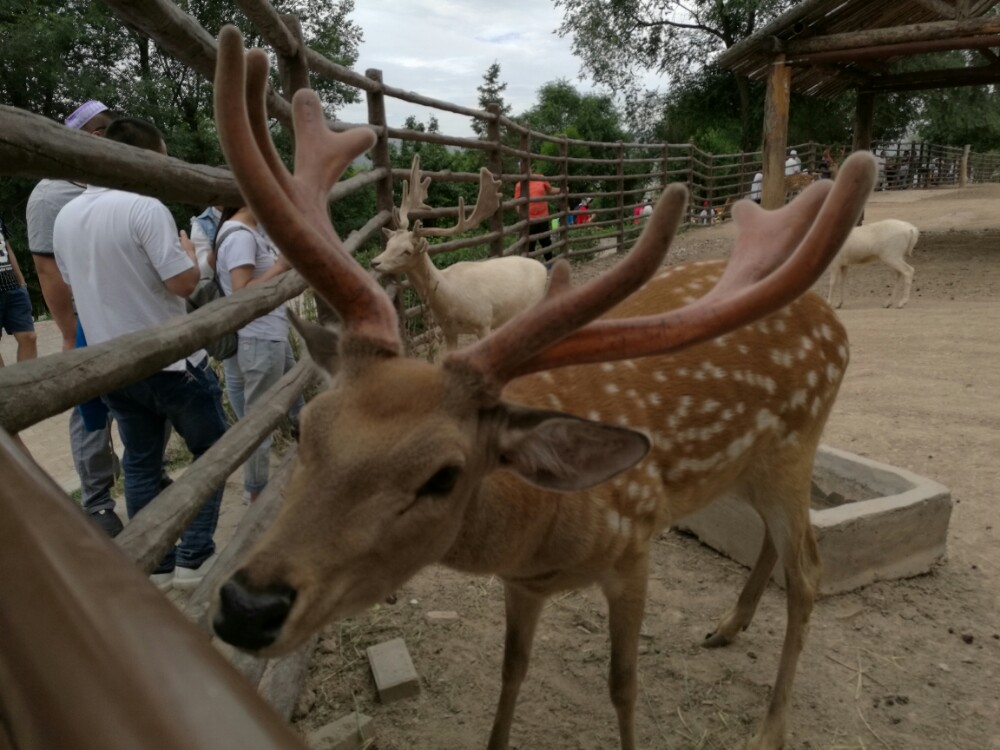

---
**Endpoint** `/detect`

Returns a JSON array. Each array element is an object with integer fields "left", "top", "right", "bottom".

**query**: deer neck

[{"left": 402, "top": 251, "right": 448, "bottom": 305}]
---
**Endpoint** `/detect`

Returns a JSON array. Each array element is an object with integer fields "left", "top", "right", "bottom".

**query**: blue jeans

[
  {"left": 224, "top": 337, "right": 302, "bottom": 494},
  {"left": 103, "top": 358, "right": 227, "bottom": 573}
]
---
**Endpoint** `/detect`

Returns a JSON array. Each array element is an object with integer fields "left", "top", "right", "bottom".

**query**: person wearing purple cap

[{"left": 25, "top": 100, "right": 119, "bottom": 536}]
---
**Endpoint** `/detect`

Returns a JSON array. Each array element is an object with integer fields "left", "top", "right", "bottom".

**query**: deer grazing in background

[
  {"left": 210, "top": 27, "right": 876, "bottom": 750},
  {"left": 827, "top": 218, "right": 919, "bottom": 309},
  {"left": 784, "top": 171, "right": 819, "bottom": 199},
  {"left": 371, "top": 155, "right": 548, "bottom": 349}
]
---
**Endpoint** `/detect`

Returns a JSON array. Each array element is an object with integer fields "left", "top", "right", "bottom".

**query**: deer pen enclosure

[{"left": 2, "top": 2, "right": 1000, "bottom": 750}]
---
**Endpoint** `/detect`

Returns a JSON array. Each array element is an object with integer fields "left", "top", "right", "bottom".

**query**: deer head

[
  {"left": 209, "top": 26, "right": 876, "bottom": 655},
  {"left": 371, "top": 154, "right": 502, "bottom": 274}
]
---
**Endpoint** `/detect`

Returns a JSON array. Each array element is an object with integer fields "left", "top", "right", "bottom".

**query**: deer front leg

[
  {"left": 602, "top": 554, "right": 649, "bottom": 750},
  {"left": 746, "top": 504, "right": 822, "bottom": 750},
  {"left": 703, "top": 523, "right": 778, "bottom": 648},
  {"left": 487, "top": 584, "right": 545, "bottom": 750}
]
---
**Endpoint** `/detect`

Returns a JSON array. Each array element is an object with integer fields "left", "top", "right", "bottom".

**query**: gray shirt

[{"left": 27, "top": 179, "right": 86, "bottom": 256}]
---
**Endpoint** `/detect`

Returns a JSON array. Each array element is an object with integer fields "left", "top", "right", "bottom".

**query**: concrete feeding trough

[{"left": 678, "top": 445, "right": 953, "bottom": 596}]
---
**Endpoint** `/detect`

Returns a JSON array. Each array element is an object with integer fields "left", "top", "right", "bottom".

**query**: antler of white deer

[
  {"left": 394, "top": 154, "right": 432, "bottom": 230},
  {"left": 448, "top": 152, "right": 877, "bottom": 388},
  {"left": 417, "top": 168, "right": 502, "bottom": 238},
  {"left": 444, "top": 182, "right": 689, "bottom": 388},
  {"left": 215, "top": 25, "right": 400, "bottom": 354}
]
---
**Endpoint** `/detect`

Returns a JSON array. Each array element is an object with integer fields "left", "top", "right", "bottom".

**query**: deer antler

[
  {"left": 447, "top": 152, "right": 877, "bottom": 390},
  {"left": 395, "top": 154, "right": 432, "bottom": 230},
  {"left": 417, "top": 168, "right": 502, "bottom": 238},
  {"left": 214, "top": 26, "right": 400, "bottom": 354}
]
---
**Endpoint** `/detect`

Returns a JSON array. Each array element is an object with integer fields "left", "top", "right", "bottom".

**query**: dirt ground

[
  {"left": 4, "top": 183, "right": 997, "bottom": 749},
  {"left": 289, "top": 184, "right": 1000, "bottom": 749}
]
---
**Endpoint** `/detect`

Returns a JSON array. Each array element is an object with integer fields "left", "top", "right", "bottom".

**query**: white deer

[
  {"left": 827, "top": 218, "right": 918, "bottom": 309},
  {"left": 210, "top": 27, "right": 876, "bottom": 750},
  {"left": 372, "top": 155, "right": 548, "bottom": 349}
]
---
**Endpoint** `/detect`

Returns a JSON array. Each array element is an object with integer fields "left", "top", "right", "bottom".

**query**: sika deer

[
  {"left": 210, "top": 27, "right": 876, "bottom": 750},
  {"left": 372, "top": 156, "right": 548, "bottom": 349}
]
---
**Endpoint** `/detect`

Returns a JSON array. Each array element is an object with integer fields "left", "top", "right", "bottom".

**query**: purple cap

[{"left": 65, "top": 100, "right": 109, "bottom": 130}]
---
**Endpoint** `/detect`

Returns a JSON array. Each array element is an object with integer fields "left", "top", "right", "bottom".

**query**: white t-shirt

[
  {"left": 750, "top": 172, "right": 763, "bottom": 200},
  {"left": 53, "top": 186, "right": 205, "bottom": 371},
  {"left": 785, "top": 155, "right": 802, "bottom": 175},
  {"left": 215, "top": 220, "right": 289, "bottom": 342}
]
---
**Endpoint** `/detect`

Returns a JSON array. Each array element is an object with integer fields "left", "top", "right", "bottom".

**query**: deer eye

[{"left": 418, "top": 465, "right": 462, "bottom": 497}]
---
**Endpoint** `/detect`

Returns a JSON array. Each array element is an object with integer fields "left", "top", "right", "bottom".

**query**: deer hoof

[{"left": 701, "top": 630, "right": 734, "bottom": 649}]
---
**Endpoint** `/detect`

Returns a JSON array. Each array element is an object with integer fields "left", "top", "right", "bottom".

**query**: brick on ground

[
  {"left": 306, "top": 712, "right": 374, "bottom": 750},
  {"left": 366, "top": 637, "right": 420, "bottom": 703}
]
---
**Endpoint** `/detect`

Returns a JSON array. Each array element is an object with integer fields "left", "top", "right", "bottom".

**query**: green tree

[
  {"left": 0, "top": 0, "right": 364, "bottom": 313},
  {"left": 472, "top": 61, "right": 512, "bottom": 138},
  {"left": 554, "top": 0, "right": 791, "bottom": 149}
]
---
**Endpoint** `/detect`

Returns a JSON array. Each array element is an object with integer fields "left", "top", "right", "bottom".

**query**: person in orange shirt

[{"left": 514, "top": 174, "right": 560, "bottom": 261}]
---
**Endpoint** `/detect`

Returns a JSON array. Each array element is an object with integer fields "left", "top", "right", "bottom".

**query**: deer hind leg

[
  {"left": 827, "top": 265, "right": 847, "bottom": 309},
  {"left": 601, "top": 553, "right": 650, "bottom": 750},
  {"left": 702, "top": 522, "right": 778, "bottom": 648},
  {"left": 745, "top": 485, "right": 822, "bottom": 750},
  {"left": 487, "top": 584, "right": 545, "bottom": 750},
  {"left": 884, "top": 257, "right": 915, "bottom": 308}
]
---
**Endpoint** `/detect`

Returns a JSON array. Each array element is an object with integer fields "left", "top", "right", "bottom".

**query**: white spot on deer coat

[
  {"left": 789, "top": 389, "right": 808, "bottom": 409},
  {"left": 547, "top": 393, "right": 564, "bottom": 410},
  {"left": 604, "top": 383, "right": 620, "bottom": 395},
  {"left": 653, "top": 371, "right": 668, "bottom": 383},
  {"left": 601, "top": 363, "right": 615, "bottom": 373},
  {"left": 806, "top": 371, "right": 818, "bottom": 388}
]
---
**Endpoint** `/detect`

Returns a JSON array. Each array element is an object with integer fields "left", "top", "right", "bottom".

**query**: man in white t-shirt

[
  {"left": 750, "top": 171, "right": 764, "bottom": 203},
  {"left": 53, "top": 117, "right": 228, "bottom": 592},
  {"left": 785, "top": 149, "right": 802, "bottom": 176}
]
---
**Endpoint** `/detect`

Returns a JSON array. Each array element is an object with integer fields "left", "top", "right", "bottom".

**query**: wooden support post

[
  {"left": 761, "top": 54, "right": 790, "bottom": 210},
  {"left": 959, "top": 144, "right": 971, "bottom": 188},
  {"left": 615, "top": 141, "right": 625, "bottom": 253},
  {"left": 852, "top": 91, "right": 875, "bottom": 155},
  {"left": 486, "top": 104, "right": 505, "bottom": 257}
]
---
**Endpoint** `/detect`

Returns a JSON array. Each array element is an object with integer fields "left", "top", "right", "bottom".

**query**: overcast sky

[{"left": 336, "top": 0, "right": 665, "bottom": 137}]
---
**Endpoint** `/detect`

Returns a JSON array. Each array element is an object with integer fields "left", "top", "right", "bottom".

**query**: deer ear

[
  {"left": 288, "top": 308, "right": 341, "bottom": 378},
  {"left": 495, "top": 405, "right": 650, "bottom": 491},
  {"left": 382, "top": 227, "right": 393, "bottom": 240}
]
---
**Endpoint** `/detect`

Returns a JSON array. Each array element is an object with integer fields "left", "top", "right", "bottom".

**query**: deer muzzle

[{"left": 213, "top": 573, "right": 297, "bottom": 652}]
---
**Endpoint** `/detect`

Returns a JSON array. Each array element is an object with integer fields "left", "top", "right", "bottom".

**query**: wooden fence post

[
  {"left": 959, "top": 144, "right": 971, "bottom": 188},
  {"left": 761, "top": 54, "right": 790, "bottom": 210},
  {"left": 661, "top": 143, "right": 670, "bottom": 193},
  {"left": 519, "top": 131, "right": 532, "bottom": 255},
  {"left": 366, "top": 68, "right": 404, "bottom": 329},
  {"left": 616, "top": 141, "right": 625, "bottom": 254},
  {"left": 486, "top": 103, "right": 505, "bottom": 257},
  {"left": 559, "top": 136, "right": 570, "bottom": 254}
]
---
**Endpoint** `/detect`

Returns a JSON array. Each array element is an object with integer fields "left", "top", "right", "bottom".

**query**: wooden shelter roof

[{"left": 717, "top": 0, "right": 1000, "bottom": 97}]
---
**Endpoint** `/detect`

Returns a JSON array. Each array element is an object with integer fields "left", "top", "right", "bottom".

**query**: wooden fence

[{"left": 2, "top": 0, "right": 1000, "bottom": 745}]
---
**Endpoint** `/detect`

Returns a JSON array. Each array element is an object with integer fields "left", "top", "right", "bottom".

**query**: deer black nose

[{"left": 213, "top": 575, "right": 296, "bottom": 652}]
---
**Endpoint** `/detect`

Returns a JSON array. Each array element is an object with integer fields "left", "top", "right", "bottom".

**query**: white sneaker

[
  {"left": 150, "top": 571, "right": 174, "bottom": 591},
  {"left": 172, "top": 553, "right": 218, "bottom": 592}
]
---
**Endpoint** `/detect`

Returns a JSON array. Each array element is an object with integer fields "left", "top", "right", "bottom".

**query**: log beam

[
  {"left": 866, "top": 65, "right": 1000, "bottom": 91},
  {"left": 913, "top": 0, "right": 957, "bottom": 19},
  {"left": 786, "top": 17, "right": 1000, "bottom": 54},
  {"left": 787, "top": 33, "right": 1000, "bottom": 64}
]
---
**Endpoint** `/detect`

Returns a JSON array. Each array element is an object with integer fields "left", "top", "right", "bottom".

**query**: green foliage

[
  {"left": 472, "top": 61, "right": 512, "bottom": 138},
  {"left": 0, "top": 0, "right": 363, "bottom": 313}
]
